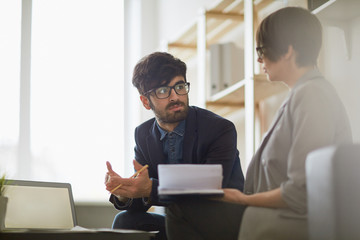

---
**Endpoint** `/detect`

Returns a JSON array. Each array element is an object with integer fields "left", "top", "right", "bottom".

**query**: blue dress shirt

[{"left": 156, "top": 120, "right": 185, "bottom": 164}]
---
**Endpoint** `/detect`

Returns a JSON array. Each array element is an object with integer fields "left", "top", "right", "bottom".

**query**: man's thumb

[
  {"left": 106, "top": 161, "right": 114, "bottom": 173},
  {"left": 133, "top": 159, "right": 144, "bottom": 171}
]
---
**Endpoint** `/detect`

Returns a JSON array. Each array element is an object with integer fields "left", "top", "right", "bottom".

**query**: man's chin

[{"left": 164, "top": 110, "right": 188, "bottom": 123}]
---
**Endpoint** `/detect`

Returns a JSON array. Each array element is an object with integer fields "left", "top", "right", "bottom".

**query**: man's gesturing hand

[{"left": 105, "top": 160, "right": 152, "bottom": 199}]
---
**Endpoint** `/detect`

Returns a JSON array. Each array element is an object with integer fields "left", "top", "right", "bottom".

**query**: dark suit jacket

[{"left": 110, "top": 106, "right": 244, "bottom": 212}]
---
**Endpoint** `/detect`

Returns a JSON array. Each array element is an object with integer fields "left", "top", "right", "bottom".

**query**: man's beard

[{"left": 149, "top": 98, "right": 189, "bottom": 124}]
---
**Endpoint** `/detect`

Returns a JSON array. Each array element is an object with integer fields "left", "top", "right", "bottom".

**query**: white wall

[
  {"left": 158, "top": 0, "right": 214, "bottom": 43},
  {"left": 319, "top": 16, "right": 360, "bottom": 143}
]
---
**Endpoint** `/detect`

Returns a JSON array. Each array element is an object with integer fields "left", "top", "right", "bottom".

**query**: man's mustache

[{"left": 166, "top": 101, "right": 185, "bottom": 110}]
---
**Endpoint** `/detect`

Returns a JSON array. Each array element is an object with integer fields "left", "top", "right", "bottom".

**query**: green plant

[{"left": 0, "top": 174, "right": 8, "bottom": 197}]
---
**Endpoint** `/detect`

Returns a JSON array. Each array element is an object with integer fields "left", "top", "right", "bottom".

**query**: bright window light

[
  {"left": 0, "top": 0, "right": 21, "bottom": 176},
  {"left": 29, "top": 0, "right": 124, "bottom": 202}
]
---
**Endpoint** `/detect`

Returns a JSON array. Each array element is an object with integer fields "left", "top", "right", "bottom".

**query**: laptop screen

[{"left": 3, "top": 180, "right": 76, "bottom": 231}]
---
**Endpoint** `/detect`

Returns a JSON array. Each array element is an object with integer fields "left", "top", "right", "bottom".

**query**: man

[{"left": 105, "top": 52, "right": 245, "bottom": 240}]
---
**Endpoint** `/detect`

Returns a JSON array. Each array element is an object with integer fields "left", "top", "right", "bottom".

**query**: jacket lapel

[
  {"left": 146, "top": 120, "right": 166, "bottom": 166},
  {"left": 244, "top": 100, "right": 288, "bottom": 194}
]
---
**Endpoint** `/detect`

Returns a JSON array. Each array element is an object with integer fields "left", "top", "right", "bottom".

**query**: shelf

[
  {"left": 164, "top": 0, "right": 290, "bottom": 162},
  {"left": 206, "top": 74, "right": 289, "bottom": 108},
  {"left": 167, "top": 0, "right": 274, "bottom": 60},
  {"left": 313, "top": 0, "right": 360, "bottom": 60},
  {"left": 313, "top": 0, "right": 360, "bottom": 21}
]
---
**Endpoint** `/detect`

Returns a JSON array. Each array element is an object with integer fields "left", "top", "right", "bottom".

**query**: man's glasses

[
  {"left": 256, "top": 46, "right": 266, "bottom": 60},
  {"left": 146, "top": 82, "right": 190, "bottom": 99}
]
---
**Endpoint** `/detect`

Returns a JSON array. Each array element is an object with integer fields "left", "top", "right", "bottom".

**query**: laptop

[{"left": 2, "top": 179, "right": 77, "bottom": 231}]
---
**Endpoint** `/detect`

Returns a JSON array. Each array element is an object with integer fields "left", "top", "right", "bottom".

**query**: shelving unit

[
  {"left": 164, "top": 0, "right": 289, "bottom": 165},
  {"left": 166, "top": 0, "right": 274, "bottom": 61},
  {"left": 313, "top": 0, "right": 360, "bottom": 60},
  {"left": 206, "top": 74, "right": 287, "bottom": 108}
]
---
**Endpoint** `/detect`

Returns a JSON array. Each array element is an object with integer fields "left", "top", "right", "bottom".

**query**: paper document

[
  {"left": 71, "top": 226, "right": 157, "bottom": 235},
  {"left": 158, "top": 164, "right": 223, "bottom": 196}
]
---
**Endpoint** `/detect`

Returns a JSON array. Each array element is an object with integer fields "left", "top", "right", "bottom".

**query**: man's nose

[{"left": 168, "top": 88, "right": 179, "bottom": 101}]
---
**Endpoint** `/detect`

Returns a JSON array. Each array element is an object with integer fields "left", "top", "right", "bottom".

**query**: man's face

[{"left": 145, "top": 76, "right": 189, "bottom": 125}]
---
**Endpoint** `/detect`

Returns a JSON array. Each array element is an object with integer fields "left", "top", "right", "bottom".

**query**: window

[
  {"left": 0, "top": 0, "right": 21, "bottom": 178},
  {"left": 0, "top": 0, "right": 124, "bottom": 202}
]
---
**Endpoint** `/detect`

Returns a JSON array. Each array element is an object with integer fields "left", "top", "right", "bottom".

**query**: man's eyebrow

[
  {"left": 169, "top": 80, "right": 185, "bottom": 86},
  {"left": 158, "top": 80, "right": 185, "bottom": 87},
  {"left": 174, "top": 80, "right": 185, "bottom": 85}
]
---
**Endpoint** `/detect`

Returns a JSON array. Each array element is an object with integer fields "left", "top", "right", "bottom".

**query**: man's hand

[
  {"left": 105, "top": 161, "right": 120, "bottom": 183},
  {"left": 105, "top": 160, "right": 152, "bottom": 199}
]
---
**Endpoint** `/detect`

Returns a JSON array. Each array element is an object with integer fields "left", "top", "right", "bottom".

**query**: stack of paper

[{"left": 158, "top": 164, "right": 224, "bottom": 196}]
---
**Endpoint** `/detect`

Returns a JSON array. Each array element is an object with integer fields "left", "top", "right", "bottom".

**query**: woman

[
  {"left": 221, "top": 7, "right": 352, "bottom": 240},
  {"left": 166, "top": 7, "right": 352, "bottom": 240}
]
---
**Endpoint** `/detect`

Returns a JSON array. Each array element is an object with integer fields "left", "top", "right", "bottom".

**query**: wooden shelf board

[
  {"left": 168, "top": 0, "right": 244, "bottom": 53},
  {"left": 167, "top": 0, "right": 274, "bottom": 57},
  {"left": 208, "top": 78, "right": 246, "bottom": 103},
  {"left": 208, "top": 20, "right": 240, "bottom": 45},
  {"left": 207, "top": 104, "right": 244, "bottom": 117},
  {"left": 211, "top": 0, "right": 241, "bottom": 12},
  {"left": 206, "top": 74, "right": 289, "bottom": 107},
  {"left": 168, "top": 42, "right": 197, "bottom": 49},
  {"left": 168, "top": 49, "right": 197, "bottom": 62},
  {"left": 255, "top": 0, "right": 275, "bottom": 12}
]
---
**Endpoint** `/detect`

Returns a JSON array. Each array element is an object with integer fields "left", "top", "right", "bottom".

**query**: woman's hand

[
  {"left": 220, "top": 188, "right": 248, "bottom": 205},
  {"left": 220, "top": 188, "right": 288, "bottom": 208}
]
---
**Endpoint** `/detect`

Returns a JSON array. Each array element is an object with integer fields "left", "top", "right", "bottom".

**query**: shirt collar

[
  {"left": 293, "top": 68, "right": 322, "bottom": 90},
  {"left": 156, "top": 120, "right": 186, "bottom": 141}
]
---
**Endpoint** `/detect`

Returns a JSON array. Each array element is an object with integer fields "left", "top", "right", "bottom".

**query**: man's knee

[
  {"left": 112, "top": 211, "right": 167, "bottom": 240},
  {"left": 112, "top": 211, "right": 139, "bottom": 229},
  {"left": 112, "top": 210, "right": 165, "bottom": 231}
]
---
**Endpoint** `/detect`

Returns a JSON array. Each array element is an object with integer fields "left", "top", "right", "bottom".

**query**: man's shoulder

[
  {"left": 191, "top": 106, "right": 228, "bottom": 120},
  {"left": 136, "top": 117, "right": 156, "bottom": 132},
  {"left": 189, "top": 106, "right": 233, "bottom": 127}
]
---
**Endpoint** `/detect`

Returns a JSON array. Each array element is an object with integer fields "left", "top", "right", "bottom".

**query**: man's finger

[{"left": 104, "top": 173, "right": 110, "bottom": 184}]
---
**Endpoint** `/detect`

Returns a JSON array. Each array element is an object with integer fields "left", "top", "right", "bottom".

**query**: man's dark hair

[
  {"left": 132, "top": 52, "right": 187, "bottom": 95},
  {"left": 256, "top": 7, "right": 322, "bottom": 67}
]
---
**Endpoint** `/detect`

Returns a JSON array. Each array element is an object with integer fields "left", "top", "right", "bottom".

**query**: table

[{"left": 0, "top": 230, "right": 155, "bottom": 240}]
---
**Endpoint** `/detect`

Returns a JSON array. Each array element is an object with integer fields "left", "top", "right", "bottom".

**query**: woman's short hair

[
  {"left": 132, "top": 52, "right": 187, "bottom": 95},
  {"left": 256, "top": 7, "right": 322, "bottom": 67}
]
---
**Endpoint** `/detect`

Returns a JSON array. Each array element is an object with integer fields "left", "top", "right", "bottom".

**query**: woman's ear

[
  {"left": 140, "top": 95, "right": 151, "bottom": 110},
  {"left": 284, "top": 45, "right": 295, "bottom": 60}
]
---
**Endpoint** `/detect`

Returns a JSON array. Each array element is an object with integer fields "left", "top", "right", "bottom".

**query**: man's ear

[{"left": 140, "top": 95, "right": 151, "bottom": 110}]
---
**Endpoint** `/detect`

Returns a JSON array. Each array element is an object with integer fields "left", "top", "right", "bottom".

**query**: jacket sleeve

[
  {"left": 108, "top": 123, "right": 167, "bottom": 212},
  {"left": 198, "top": 116, "right": 244, "bottom": 191},
  {"left": 280, "top": 80, "right": 352, "bottom": 214}
]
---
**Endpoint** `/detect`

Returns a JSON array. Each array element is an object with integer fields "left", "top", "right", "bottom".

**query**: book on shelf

[
  {"left": 210, "top": 42, "right": 244, "bottom": 95},
  {"left": 222, "top": 42, "right": 244, "bottom": 89},
  {"left": 210, "top": 44, "right": 223, "bottom": 95}
]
